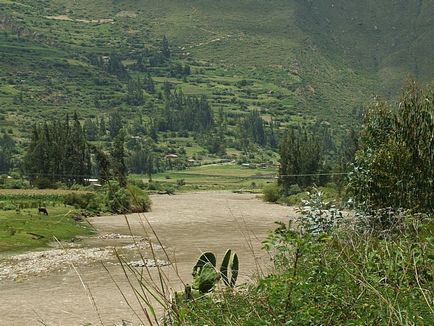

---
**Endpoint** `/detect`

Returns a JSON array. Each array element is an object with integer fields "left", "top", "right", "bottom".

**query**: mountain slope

[{"left": 1, "top": 0, "right": 433, "bottom": 134}]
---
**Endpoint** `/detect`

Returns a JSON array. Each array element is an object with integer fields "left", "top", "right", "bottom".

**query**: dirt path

[{"left": 0, "top": 192, "right": 291, "bottom": 325}]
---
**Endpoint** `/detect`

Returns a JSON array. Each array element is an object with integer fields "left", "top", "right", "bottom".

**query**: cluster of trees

[
  {"left": 349, "top": 81, "right": 433, "bottom": 212},
  {"left": 23, "top": 113, "right": 128, "bottom": 188},
  {"left": 24, "top": 114, "right": 92, "bottom": 187},
  {"left": 157, "top": 91, "right": 214, "bottom": 132},
  {"left": 278, "top": 127, "right": 323, "bottom": 193},
  {"left": 126, "top": 77, "right": 145, "bottom": 105},
  {"left": 238, "top": 110, "right": 278, "bottom": 151},
  {"left": 277, "top": 119, "right": 342, "bottom": 194},
  {"left": 0, "top": 133, "right": 15, "bottom": 173},
  {"left": 169, "top": 63, "right": 191, "bottom": 78}
]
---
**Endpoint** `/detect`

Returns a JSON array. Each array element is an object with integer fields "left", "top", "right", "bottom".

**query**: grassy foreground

[{"left": 168, "top": 197, "right": 434, "bottom": 325}]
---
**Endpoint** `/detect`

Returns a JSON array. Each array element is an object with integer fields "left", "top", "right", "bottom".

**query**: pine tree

[
  {"left": 99, "top": 116, "right": 107, "bottom": 137},
  {"left": 94, "top": 147, "right": 111, "bottom": 184},
  {"left": 144, "top": 74, "right": 155, "bottom": 93},
  {"left": 106, "top": 54, "right": 129, "bottom": 80},
  {"left": 161, "top": 35, "right": 171, "bottom": 59},
  {"left": 109, "top": 111, "right": 123, "bottom": 139},
  {"left": 279, "top": 127, "right": 323, "bottom": 193},
  {"left": 84, "top": 118, "right": 98, "bottom": 141},
  {"left": 111, "top": 131, "right": 127, "bottom": 187}
]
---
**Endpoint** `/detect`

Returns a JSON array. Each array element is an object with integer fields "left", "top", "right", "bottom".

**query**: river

[{"left": 0, "top": 192, "right": 291, "bottom": 326}]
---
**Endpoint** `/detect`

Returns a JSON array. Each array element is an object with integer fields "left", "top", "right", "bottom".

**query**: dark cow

[{"left": 38, "top": 207, "right": 48, "bottom": 215}]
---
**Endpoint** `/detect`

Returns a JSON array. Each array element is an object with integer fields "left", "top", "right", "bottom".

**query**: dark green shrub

[
  {"left": 32, "top": 177, "right": 55, "bottom": 189},
  {"left": 288, "top": 184, "right": 302, "bottom": 195},
  {"left": 147, "top": 182, "right": 162, "bottom": 191},
  {"left": 104, "top": 181, "right": 151, "bottom": 213},
  {"left": 164, "top": 186, "right": 175, "bottom": 195},
  {"left": 63, "top": 192, "right": 97, "bottom": 209},
  {"left": 105, "top": 186, "right": 130, "bottom": 214},
  {"left": 127, "top": 184, "right": 152, "bottom": 212},
  {"left": 262, "top": 183, "right": 280, "bottom": 203}
]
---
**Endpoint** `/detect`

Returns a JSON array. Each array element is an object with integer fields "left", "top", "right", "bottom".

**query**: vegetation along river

[{"left": 0, "top": 192, "right": 290, "bottom": 325}]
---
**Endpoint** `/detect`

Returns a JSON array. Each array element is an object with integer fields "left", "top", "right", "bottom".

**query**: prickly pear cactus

[
  {"left": 192, "top": 250, "right": 239, "bottom": 294},
  {"left": 220, "top": 249, "right": 239, "bottom": 287},
  {"left": 229, "top": 252, "right": 239, "bottom": 288},
  {"left": 192, "top": 252, "right": 219, "bottom": 293},
  {"left": 193, "top": 262, "right": 219, "bottom": 293}
]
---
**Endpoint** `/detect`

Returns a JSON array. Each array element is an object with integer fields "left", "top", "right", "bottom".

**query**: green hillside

[
  {"left": 295, "top": 0, "right": 434, "bottom": 94},
  {"left": 0, "top": 0, "right": 433, "bottom": 175}
]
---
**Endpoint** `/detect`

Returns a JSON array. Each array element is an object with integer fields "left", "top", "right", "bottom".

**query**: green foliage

[
  {"left": 63, "top": 192, "right": 99, "bottom": 212},
  {"left": 23, "top": 113, "right": 92, "bottom": 187},
  {"left": 278, "top": 126, "right": 324, "bottom": 192},
  {"left": 262, "top": 183, "right": 280, "bottom": 203},
  {"left": 191, "top": 250, "right": 239, "bottom": 294},
  {"left": 157, "top": 92, "right": 214, "bottom": 133},
  {"left": 104, "top": 182, "right": 130, "bottom": 214},
  {"left": 192, "top": 252, "right": 219, "bottom": 294},
  {"left": 103, "top": 181, "right": 151, "bottom": 213},
  {"left": 220, "top": 249, "right": 239, "bottom": 288},
  {"left": 110, "top": 131, "right": 127, "bottom": 187},
  {"left": 297, "top": 189, "right": 344, "bottom": 236},
  {"left": 238, "top": 110, "right": 267, "bottom": 149},
  {"left": 0, "top": 133, "right": 16, "bottom": 173},
  {"left": 173, "top": 200, "right": 433, "bottom": 325},
  {"left": 349, "top": 81, "right": 434, "bottom": 212},
  {"left": 126, "top": 184, "right": 152, "bottom": 213}
]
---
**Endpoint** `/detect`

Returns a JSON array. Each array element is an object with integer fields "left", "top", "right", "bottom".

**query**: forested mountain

[{"left": 0, "top": 0, "right": 433, "bottom": 178}]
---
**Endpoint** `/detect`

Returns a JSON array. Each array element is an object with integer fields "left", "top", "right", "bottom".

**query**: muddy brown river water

[{"left": 0, "top": 192, "right": 291, "bottom": 326}]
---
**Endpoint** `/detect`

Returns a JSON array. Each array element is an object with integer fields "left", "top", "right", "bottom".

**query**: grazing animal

[{"left": 38, "top": 207, "right": 48, "bottom": 215}]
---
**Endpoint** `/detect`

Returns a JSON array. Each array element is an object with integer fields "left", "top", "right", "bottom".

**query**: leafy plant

[
  {"left": 298, "top": 189, "right": 344, "bottom": 236},
  {"left": 191, "top": 250, "right": 239, "bottom": 294},
  {"left": 349, "top": 81, "right": 434, "bottom": 213},
  {"left": 262, "top": 183, "right": 280, "bottom": 203}
]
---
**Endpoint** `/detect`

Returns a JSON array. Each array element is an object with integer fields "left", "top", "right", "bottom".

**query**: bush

[
  {"left": 104, "top": 181, "right": 152, "bottom": 213},
  {"left": 147, "top": 182, "right": 162, "bottom": 191},
  {"left": 128, "top": 178, "right": 147, "bottom": 189},
  {"left": 64, "top": 192, "right": 98, "bottom": 211},
  {"left": 105, "top": 185, "right": 130, "bottom": 214},
  {"left": 288, "top": 184, "right": 302, "bottom": 195},
  {"left": 176, "top": 179, "right": 185, "bottom": 187},
  {"left": 1, "top": 203, "right": 17, "bottom": 211},
  {"left": 262, "top": 183, "right": 280, "bottom": 203},
  {"left": 127, "top": 184, "right": 152, "bottom": 212},
  {"left": 164, "top": 186, "right": 175, "bottom": 195},
  {"left": 32, "top": 177, "right": 54, "bottom": 189},
  {"left": 298, "top": 189, "right": 343, "bottom": 236}
]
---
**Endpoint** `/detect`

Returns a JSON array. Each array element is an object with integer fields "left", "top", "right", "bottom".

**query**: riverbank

[
  {"left": 0, "top": 205, "right": 94, "bottom": 253},
  {"left": 0, "top": 191, "right": 290, "bottom": 325}
]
